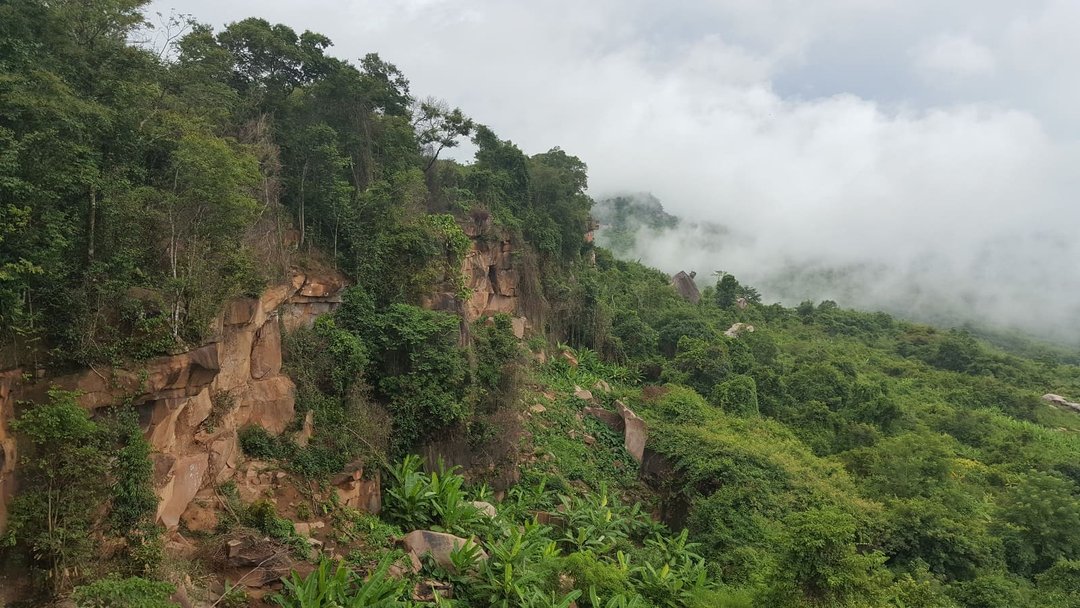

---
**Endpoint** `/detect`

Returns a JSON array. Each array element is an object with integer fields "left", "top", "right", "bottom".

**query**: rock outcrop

[
  {"left": 671, "top": 271, "right": 701, "bottom": 304},
  {"left": 724, "top": 323, "right": 755, "bottom": 338},
  {"left": 583, "top": 400, "right": 647, "bottom": 464},
  {"left": 1043, "top": 393, "right": 1080, "bottom": 414},
  {"left": 402, "top": 530, "right": 488, "bottom": 571},
  {"left": 425, "top": 218, "right": 532, "bottom": 338},
  {"left": 617, "top": 401, "right": 648, "bottom": 464},
  {"left": 0, "top": 269, "right": 351, "bottom": 534}
]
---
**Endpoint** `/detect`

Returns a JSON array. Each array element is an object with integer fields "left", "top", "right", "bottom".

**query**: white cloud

[
  {"left": 147, "top": 0, "right": 1080, "bottom": 341},
  {"left": 913, "top": 34, "right": 996, "bottom": 77}
]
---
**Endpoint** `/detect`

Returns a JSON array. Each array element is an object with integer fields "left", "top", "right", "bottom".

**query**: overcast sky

[{"left": 147, "top": 0, "right": 1080, "bottom": 340}]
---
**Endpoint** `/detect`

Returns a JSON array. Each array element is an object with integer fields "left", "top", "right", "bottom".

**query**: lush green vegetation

[
  {"left": 2, "top": 389, "right": 159, "bottom": 593},
  {"left": 2, "top": 2, "right": 1080, "bottom": 607}
]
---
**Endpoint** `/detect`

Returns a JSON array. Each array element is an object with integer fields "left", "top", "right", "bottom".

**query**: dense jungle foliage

[{"left": 1, "top": 2, "right": 1079, "bottom": 607}]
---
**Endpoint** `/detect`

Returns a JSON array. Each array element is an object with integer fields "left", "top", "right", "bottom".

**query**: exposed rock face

[
  {"left": 0, "top": 269, "right": 349, "bottom": 534},
  {"left": 582, "top": 399, "right": 646, "bottom": 464},
  {"left": 724, "top": 323, "right": 755, "bottom": 338},
  {"left": 1043, "top": 393, "right": 1080, "bottom": 414},
  {"left": 333, "top": 464, "right": 382, "bottom": 514},
  {"left": 584, "top": 407, "right": 625, "bottom": 433},
  {"left": 617, "top": 401, "right": 647, "bottom": 464},
  {"left": 426, "top": 221, "right": 531, "bottom": 338},
  {"left": 402, "top": 530, "right": 488, "bottom": 571},
  {"left": 671, "top": 271, "right": 701, "bottom": 304},
  {"left": 156, "top": 453, "right": 210, "bottom": 529}
]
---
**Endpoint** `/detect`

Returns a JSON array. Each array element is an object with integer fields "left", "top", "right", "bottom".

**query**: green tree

[
  {"left": 714, "top": 274, "right": 738, "bottom": 308},
  {"left": 766, "top": 507, "right": 889, "bottom": 607}
]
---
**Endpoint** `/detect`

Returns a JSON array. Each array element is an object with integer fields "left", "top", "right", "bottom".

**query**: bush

[
  {"left": 238, "top": 425, "right": 283, "bottom": 460},
  {"left": 72, "top": 576, "right": 176, "bottom": 608},
  {"left": 710, "top": 375, "right": 759, "bottom": 417}
]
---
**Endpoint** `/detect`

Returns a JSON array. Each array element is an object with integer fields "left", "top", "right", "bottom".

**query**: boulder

[
  {"left": 617, "top": 401, "right": 647, "bottom": 464},
  {"left": 584, "top": 407, "right": 624, "bottom": 433},
  {"left": 224, "top": 536, "right": 294, "bottom": 586},
  {"left": 156, "top": 453, "right": 210, "bottom": 529},
  {"left": 670, "top": 271, "right": 701, "bottom": 303},
  {"left": 724, "top": 323, "right": 755, "bottom": 338},
  {"left": 529, "top": 404, "right": 547, "bottom": 415},
  {"left": 532, "top": 511, "right": 568, "bottom": 531},
  {"left": 560, "top": 350, "right": 579, "bottom": 367},
  {"left": 213, "top": 324, "right": 256, "bottom": 392},
  {"left": 259, "top": 283, "right": 296, "bottom": 316},
  {"left": 511, "top": 316, "right": 528, "bottom": 338},
  {"left": 224, "top": 298, "right": 259, "bottom": 326},
  {"left": 293, "top": 521, "right": 326, "bottom": 538},
  {"left": 334, "top": 466, "right": 381, "bottom": 514},
  {"left": 298, "top": 272, "right": 347, "bottom": 298},
  {"left": 142, "top": 397, "right": 188, "bottom": 453},
  {"left": 593, "top": 380, "right": 612, "bottom": 394},
  {"left": 413, "top": 580, "right": 453, "bottom": 602},
  {"left": 180, "top": 492, "right": 219, "bottom": 533},
  {"left": 209, "top": 433, "right": 240, "bottom": 484},
  {"left": 573, "top": 386, "right": 594, "bottom": 401},
  {"left": 295, "top": 410, "right": 315, "bottom": 448},
  {"left": 470, "top": 501, "right": 497, "bottom": 518},
  {"left": 402, "top": 530, "right": 488, "bottom": 571},
  {"left": 185, "top": 388, "right": 214, "bottom": 429},
  {"left": 1043, "top": 393, "right": 1080, "bottom": 413},
  {"left": 24, "top": 344, "right": 221, "bottom": 411}
]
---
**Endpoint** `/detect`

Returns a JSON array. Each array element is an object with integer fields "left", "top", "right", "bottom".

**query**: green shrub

[
  {"left": 238, "top": 425, "right": 282, "bottom": 459},
  {"left": 5, "top": 390, "right": 160, "bottom": 590},
  {"left": 72, "top": 576, "right": 176, "bottom": 608},
  {"left": 709, "top": 375, "right": 759, "bottom": 417}
]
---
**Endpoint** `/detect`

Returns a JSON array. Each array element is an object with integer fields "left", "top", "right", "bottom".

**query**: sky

[{"left": 146, "top": 0, "right": 1080, "bottom": 341}]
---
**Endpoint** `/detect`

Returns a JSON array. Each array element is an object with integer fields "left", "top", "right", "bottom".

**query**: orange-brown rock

[
  {"left": 17, "top": 344, "right": 220, "bottom": 412},
  {"left": 224, "top": 298, "right": 259, "bottom": 326},
  {"left": 0, "top": 369, "right": 20, "bottom": 535},
  {"left": 298, "top": 271, "right": 347, "bottom": 298},
  {"left": 584, "top": 407, "right": 624, "bottom": 433},
  {"left": 250, "top": 318, "right": 282, "bottom": 380},
  {"left": 560, "top": 350, "right": 579, "bottom": 367},
  {"left": 209, "top": 434, "right": 240, "bottom": 484},
  {"left": 334, "top": 465, "right": 381, "bottom": 514},
  {"left": 0, "top": 267, "right": 350, "bottom": 539},
  {"left": 180, "top": 491, "right": 220, "bottom": 533},
  {"left": 156, "top": 453, "right": 210, "bottom": 529},
  {"left": 237, "top": 376, "right": 295, "bottom": 434}
]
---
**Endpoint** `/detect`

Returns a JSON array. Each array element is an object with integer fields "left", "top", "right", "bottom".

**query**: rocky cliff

[
  {"left": 425, "top": 218, "right": 533, "bottom": 338},
  {"left": 0, "top": 268, "right": 351, "bottom": 535}
]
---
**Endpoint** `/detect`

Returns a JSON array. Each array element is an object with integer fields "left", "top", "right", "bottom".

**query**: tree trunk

[
  {"left": 299, "top": 160, "right": 307, "bottom": 245},
  {"left": 87, "top": 186, "right": 96, "bottom": 263}
]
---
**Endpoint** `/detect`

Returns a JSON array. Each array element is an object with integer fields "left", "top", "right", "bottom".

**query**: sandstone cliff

[
  {"left": 0, "top": 268, "right": 350, "bottom": 534},
  {"left": 425, "top": 218, "right": 533, "bottom": 338}
]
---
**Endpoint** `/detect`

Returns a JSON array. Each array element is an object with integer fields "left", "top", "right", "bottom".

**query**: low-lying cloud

[{"left": 151, "top": 0, "right": 1080, "bottom": 342}]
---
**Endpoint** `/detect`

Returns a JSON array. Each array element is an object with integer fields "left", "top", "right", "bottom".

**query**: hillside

[{"left": 1, "top": 3, "right": 1079, "bottom": 608}]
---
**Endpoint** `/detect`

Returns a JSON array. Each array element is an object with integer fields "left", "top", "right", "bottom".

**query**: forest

[{"left": 1, "top": 1, "right": 1079, "bottom": 607}]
